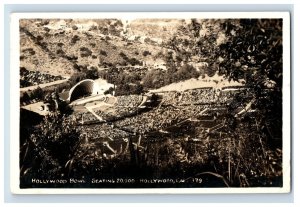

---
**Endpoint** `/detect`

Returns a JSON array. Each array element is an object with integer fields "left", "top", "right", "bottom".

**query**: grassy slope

[
  {"left": 20, "top": 32, "right": 74, "bottom": 76},
  {"left": 20, "top": 19, "right": 170, "bottom": 77}
]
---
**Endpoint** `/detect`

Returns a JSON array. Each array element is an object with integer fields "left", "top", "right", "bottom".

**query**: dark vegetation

[
  {"left": 20, "top": 67, "right": 64, "bottom": 88},
  {"left": 142, "top": 64, "right": 200, "bottom": 89},
  {"left": 20, "top": 113, "right": 80, "bottom": 188}
]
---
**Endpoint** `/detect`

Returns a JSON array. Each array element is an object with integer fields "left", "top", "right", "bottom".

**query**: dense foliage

[
  {"left": 217, "top": 19, "right": 283, "bottom": 146},
  {"left": 20, "top": 112, "right": 80, "bottom": 187}
]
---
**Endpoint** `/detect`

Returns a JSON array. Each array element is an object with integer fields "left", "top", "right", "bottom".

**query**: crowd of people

[
  {"left": 73, "top": 111, "right": 98, "bottom": 123},
  {"left": 93, "top": 109, "right": 114, "bottom": 120},
  {"left": 114, "top": 104, "right": 209, "bottom": 135},
  {"left": 115, "top": 95, "right": 144, "bottom": 108},
  {"left": 68, "top": 87, "right": 253, "bottom": 157},
  {"left": 100, "top": 95, "right": 144, "bottom": 118},
  {"left": 180, "top": 88, "right": 220, "bottom": 104},
  {"left": 160, "top": 88, "right": 251, "bottom": 107},
  {"left": 20, "top": 67, "right": 64, "bottom": 88}
]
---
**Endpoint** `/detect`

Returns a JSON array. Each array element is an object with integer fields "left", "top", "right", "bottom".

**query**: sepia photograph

[{"left": 10, "top": 12, "right": 290, "bottom": 193}]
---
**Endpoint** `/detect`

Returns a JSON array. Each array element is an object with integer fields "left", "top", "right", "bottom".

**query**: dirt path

[{"left": 20, "top": 78, "right": 69, "bottom": 92}]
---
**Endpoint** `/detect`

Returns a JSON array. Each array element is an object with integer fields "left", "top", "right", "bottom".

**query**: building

[{"left": 59, "top": 78, "right": 115, "bottom": 103}]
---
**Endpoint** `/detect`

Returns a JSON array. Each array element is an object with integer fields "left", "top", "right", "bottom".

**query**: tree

[
  {"left": 142, "top": 69, "right": 165, "bottom": 89},
  {"left": 135, "top": 83, "right": 144, "bottom": 95},
  {"left": 30, "top": 86, "right": 44, "bottom": 101},
  {"left": 86, "top": 67, "right": 99, "bottom": 79},
  {"left": 165, "top": 19, "right": 283, "bottom": 185},
  {"left": 69, "top": 72, "right": 86, "bottom": 85},
  {"left": 143, "top": 50, "right": 151, "bottom": 57},
  {"left": 20, "top": 92, "right": 30, "bottom": 104},
  {"left": 218, "top": 19, "right": 283, "bottom": 146},
  {"left": 20, "top": 112, "right": 80, "bottom": 184},
  {"left": 99, "top": 50, "right": 107, "bottom": 56},
  {"left": 176, "top": 64, "right": 199, "bottom": 80},
  {"left": 218, "top": 19, "right": 282, "bottom": 87},
  {"left": 71, "top": 35, "right": 80, "bottom": 44},
  {"left": 80, "top": 47, "right": 92, "bottom": 57},
  {"left": 72, "top": 25, "right": 78, "bottom": 30},
  {"left": 165, "top": 19, "right": 224, "bottom": 75}
]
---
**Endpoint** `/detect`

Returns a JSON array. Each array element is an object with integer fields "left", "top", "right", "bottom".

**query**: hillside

[
  {"left": 20, "top": 29, "right": 75, "bottom": 76},
  {"left": 126, "top": 19, "right": 184, "bottom": 42},
  {"left": 19, "top": 19, "right": 172, "bottom": 77}
]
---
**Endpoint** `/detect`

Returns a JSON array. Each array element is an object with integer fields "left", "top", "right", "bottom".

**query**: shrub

[
  {"left": 43, "top": 27, "right": 50, "bottom": 33},
  {"left": 22, "top": 48, "right": 36, "bottom": 56},
  {"left": 80, "top": 47, "right": 92, "bottom": 57},
  {"left": 57, "top": 42, "right": 64, "bottom": 47},
  {"left": 20, "top": 112, "right": 80, "bottom": 184},
  {"left": 143, "top": 50, "right": 151, "bottom": 56},
  {"left": 72, "top": 25, "right": 78, "bottom": 30},
  {"left": 71, "top": 35, "right": 80, "bottom": 44},
  {"left": 36, "top": 35, "right": 43, "bottom": 42},
  {"left": 86, "top": 67, "right": 99, "bottom": 79},
  {"left": 119, "top": 51, "right": 126, "bottom": 58},
  {"left": 99, "top": 50, "right": 107, "bottom": 56},
  {"left": 69, "top": 72, "right": 86, "bottom": 85},
  {"left": 128, "top": 58, "right": 141, "bottom": 66},
  {"left": 56, "top": 49, "right": 65, "bottom": 56},
  {"left": 67, "top": 55, "right": 78, "bottom": 61}
]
